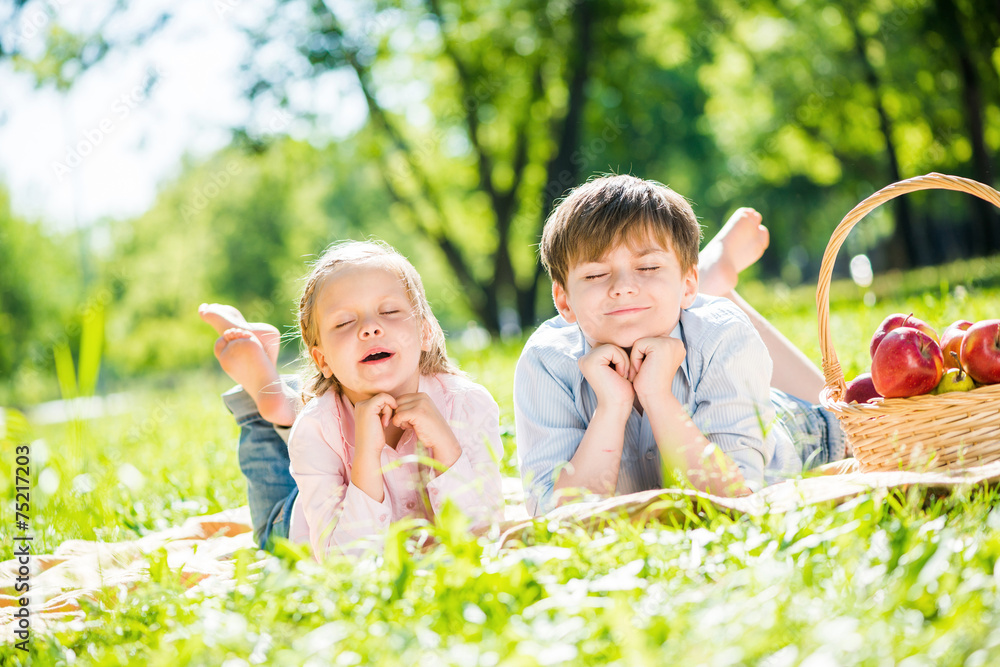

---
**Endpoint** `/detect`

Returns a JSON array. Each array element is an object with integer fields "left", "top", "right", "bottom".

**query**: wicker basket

[{"left": 817, "top": 172, "right": 1000, "bottom": 472}]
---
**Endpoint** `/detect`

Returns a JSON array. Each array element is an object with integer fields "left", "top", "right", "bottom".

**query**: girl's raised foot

[
  {"left": 200, "top": 303, "right": 282, "bottom": 365},
  {"left": 214, "top": 328, "right": 296, "bottom": 426}
]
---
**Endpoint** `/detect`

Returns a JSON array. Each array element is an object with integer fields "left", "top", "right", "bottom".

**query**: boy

[{"left": 515, "top": 174, "right": 845, "bottom": 515}]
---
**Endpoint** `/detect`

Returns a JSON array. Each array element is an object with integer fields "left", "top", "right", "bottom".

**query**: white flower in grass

[
  {"left": 73, "top": 472, "right": 96, "bottom": 494},
  {"left": 117, "top": 462, "right": 145, "bottom": 491}
]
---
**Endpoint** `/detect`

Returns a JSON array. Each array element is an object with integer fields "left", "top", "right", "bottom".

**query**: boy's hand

[
  {"left": 579, "top": 343, "right": 635, "bottom": 414},
  {"left": 629, "top": 336, "right": 686, "bottom": 409},
  {"left": 392, "top": 392, "right": 462, "bottom": 470}
]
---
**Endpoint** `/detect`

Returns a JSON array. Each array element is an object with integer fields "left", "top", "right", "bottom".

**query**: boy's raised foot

[
  {"left": 199, "top": 303, "right": 282, "bottom": 366},
  {"left": 214, "top": 328, "right": 297, "bottom": 427},
  {"left": 699, "top": 207, "right": 770, "bottom": 297}
]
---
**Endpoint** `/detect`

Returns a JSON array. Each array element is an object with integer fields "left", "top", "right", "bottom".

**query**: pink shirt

[{"left": 287, "top": 373, "right": 504, "bottom": 558}]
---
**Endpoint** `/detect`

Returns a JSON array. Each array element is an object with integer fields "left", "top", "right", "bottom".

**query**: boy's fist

[
  {"left": 629, "top": 336, "right": 686, "bottom": 407},
  {"left": 579, "top": 343, "right": 635, "bottom": 413}
]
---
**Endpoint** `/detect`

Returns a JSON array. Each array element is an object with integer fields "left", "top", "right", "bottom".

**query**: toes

[
  {"left": 213, "top": 335, "right": 229, "bottom": 358},
  {"left": 222, "top": 327, "right": 254, "bottom": 341}
]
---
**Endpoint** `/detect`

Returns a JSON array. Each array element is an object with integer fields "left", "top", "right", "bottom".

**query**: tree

[{"left": 238, "top": 0, "right": 615, "bottom": 331}]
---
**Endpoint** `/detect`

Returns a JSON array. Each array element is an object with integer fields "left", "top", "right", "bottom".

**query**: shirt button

[
  {"left": 430, "top": 488, "right": 439, "bottom": 496},
  {"left": 378, "top": 514, "right": 388, "bottom": 523},
  {"left": 645, "top": 451, "right": 655, "bottom": 460},
  {"left": 405, "top": 500, "right": 416, "bottom": 510}
]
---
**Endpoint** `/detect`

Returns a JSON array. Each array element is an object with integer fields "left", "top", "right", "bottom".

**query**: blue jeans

[
  {"left": 222, "top": 376, "right": 300, "bottom": 551},
  {"left": 771, "top": 388, "right": 847, "bottom": 469}
]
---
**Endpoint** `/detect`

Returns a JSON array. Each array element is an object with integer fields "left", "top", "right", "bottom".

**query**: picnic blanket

[{"left": 6, "top": 460, "right": 1000, "bottom": 640}]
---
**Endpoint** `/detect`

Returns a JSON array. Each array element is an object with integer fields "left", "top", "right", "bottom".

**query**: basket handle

[{"left": 816, "top": 172, "right": 1000, "bottom": 401}]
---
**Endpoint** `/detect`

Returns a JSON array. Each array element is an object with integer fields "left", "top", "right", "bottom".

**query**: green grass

[{"left": 5, "top": 260, "right": 1000, "bottom": 665}]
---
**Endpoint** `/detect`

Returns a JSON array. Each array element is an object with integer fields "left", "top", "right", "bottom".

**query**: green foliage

[
  {"left": 0, "top": 188, "right": 88, "bottom": 405},
  {"left": 3, "top": 277, "right": 1000, "bottom": 664},
  {"left": 745, "top": 254, "right": 1000, "bottom": 380},
  {"left": 3, "top": 0, "right": 1000, "bottom": 388}
]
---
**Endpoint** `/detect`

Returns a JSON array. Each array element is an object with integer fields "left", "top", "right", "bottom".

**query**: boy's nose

[{"left": 609, "top": 273, "right": 638, "bottom": 296}]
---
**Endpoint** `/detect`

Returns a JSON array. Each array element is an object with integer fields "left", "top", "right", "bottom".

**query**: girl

[{"left": 200, "top": 240, "right": 504, "bottom": 558}]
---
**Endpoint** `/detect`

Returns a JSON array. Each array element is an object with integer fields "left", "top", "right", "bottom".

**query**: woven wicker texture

[{"left": 817, "top": 173, "right": 1000, "bottom": 471}]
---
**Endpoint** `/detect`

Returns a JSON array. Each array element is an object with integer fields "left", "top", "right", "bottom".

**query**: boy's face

[{"left": 552, "top": 235, "right": 698, "bottom": 350}]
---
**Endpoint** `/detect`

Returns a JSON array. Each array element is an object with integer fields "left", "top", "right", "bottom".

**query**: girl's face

[{"left": 309, "top": 263, "right": 430, "bottom": 405}]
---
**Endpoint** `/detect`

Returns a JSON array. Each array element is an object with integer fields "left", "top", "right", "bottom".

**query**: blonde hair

[
  {"left": 298, "top": 240, "right": 457, "bottom": 399},
  {"left": 540, "top": 174, "right": 702, "bottom": 288}
]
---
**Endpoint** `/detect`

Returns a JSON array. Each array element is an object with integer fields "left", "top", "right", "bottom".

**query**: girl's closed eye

[
  {"left": 638, "top": 266, "right": 660, "bottom": 272},
  {"left": 335, "top": 319, "right": 355, "bottom": 329}
]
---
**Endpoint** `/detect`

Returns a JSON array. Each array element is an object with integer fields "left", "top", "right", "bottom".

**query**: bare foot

[
  {"left": 199, "top": 303, "right": 282, "bottom": 365},
  {"left": 214, "top": 328, "right": 297, "bottom": 426},
  {"left": 698, "top": 207, "right": 770, "bottom": 296}
]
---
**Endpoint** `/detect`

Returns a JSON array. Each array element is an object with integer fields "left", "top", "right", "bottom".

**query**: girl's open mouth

[{"left": 361, "top": 349, "right": 393, "bottom": 363}]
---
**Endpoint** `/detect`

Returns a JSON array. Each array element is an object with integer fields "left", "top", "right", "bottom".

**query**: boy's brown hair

[{"left": 540, "top": 174, "right": 702, "bottom": 288}]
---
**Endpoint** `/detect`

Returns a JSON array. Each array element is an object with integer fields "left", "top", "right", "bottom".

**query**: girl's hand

[
  {"left": 354, "top": 393, "right": 396, "bottom": 460},
  {"left": 392, "top": 392, "right": 462, "bottom": 471},
  {"left": 351, "top": 393, "right": 397, "bottom": 502},
  {"left": 630, "top": 336, "right": 686, "bottom": 409}
]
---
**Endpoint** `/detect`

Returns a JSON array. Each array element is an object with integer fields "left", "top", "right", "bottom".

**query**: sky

[{"left": 0, "top": 0, "right": 367, "bottom": 231}]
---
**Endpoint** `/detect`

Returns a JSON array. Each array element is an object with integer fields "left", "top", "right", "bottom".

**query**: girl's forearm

[
  {"left": 553, "top": 406, "right": 630, "bottom": 502},
  {"left": 647, "top": 396, "right": 748, "bottom": 496},
  {"left": 350, "top": 454, "right": 386, "bottom": 503}
]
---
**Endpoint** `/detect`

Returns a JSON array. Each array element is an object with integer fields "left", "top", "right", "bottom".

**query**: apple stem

[{"left": 950, "top": 351, "right": 967, "bottom": 380}]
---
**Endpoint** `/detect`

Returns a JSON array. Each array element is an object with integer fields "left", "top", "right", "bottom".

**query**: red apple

[
  {"left": 870, "top": 313, "right": 939, "bottom": 359},
  {"left": 961, "top": 319, "right": 1000, "bottom": 384},
  {"left": 844, "top": 372, "right": 882, "bottom": 404},
  {"left": 871, "top": 327, "right": 945, "bottom": 398},
  {"left": 940, "top": 320, "right": 973, "bottom": 369}
]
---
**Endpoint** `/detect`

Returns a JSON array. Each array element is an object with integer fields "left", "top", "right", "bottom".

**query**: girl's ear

[
  {"left": 680, "top": 265, "right": 699, "bottom": 309},
  {"left": 310, "top": 346, "right": 333, "bottom": 378},
  {"left": 552, "top": 282, "right": 577, "bottom": 324},
  {"left": 420, "top": 318, "right": 434, "bottom": 352}
]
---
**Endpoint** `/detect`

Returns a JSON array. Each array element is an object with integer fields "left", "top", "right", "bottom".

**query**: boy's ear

[
  {"left": 309, "top": 346, "right": 333, "bottom": 378},
  {"left": 552, "top": 282, "right": 577, "bottom": 324},
  {"left": 680, "top": 265, "right": 699, "bottom": 309}
]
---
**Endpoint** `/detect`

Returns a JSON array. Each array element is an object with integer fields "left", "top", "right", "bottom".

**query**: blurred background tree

[{"left": 1, "top": 0, "right": 997, "bottom": 402}]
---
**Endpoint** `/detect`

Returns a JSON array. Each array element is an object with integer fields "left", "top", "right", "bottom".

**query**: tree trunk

[
  {"left": 846, "top": 8, "right": 922, "bottom": 269},
  {"left": 935, "top": 0, "right": 1000, "bottom": 254},
  {"left": 517, "top": 0, "right": 596, "bottom": 329}
]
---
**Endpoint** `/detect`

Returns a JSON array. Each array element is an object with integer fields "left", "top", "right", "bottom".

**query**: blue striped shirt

[{"left": 514, "top": 294, "right": 801, "bottom": 515}]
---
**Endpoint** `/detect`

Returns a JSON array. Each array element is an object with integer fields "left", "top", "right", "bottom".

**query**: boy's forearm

[
  {"left": 553, "top": 405, "right": 630, "bottom": 502},
  {"left": 646, "top": 394, "right": 748, "bottom": 496}
]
